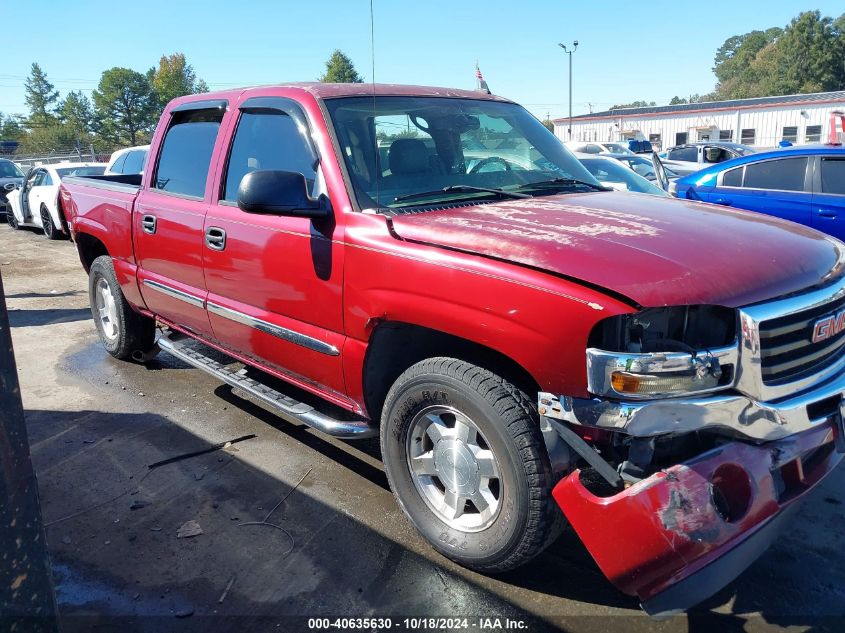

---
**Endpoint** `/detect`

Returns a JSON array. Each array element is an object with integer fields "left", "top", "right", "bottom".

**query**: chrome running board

[{"left": 157, "top": 334, "right": 377, "bottom": 439}]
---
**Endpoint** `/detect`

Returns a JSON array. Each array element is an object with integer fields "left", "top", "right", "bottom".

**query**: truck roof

[{"left": 168, "top": 83, "right": 512, "bottom": 108}]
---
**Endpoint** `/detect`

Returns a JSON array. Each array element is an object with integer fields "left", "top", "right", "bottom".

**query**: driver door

[{"left": 20, "top": 169, "right": 42, "bottom": 222}]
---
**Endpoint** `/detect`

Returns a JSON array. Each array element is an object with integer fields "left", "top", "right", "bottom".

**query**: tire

[
  {"left": 88, "top": 255, "right": 156, "bottom": 360},
  {"left": 380, "top": 357, "right": 561, "bottom": 573},
  {"left": 6, "top": 206, "right": 18, "bottom": 229},
  {"left": 41, "top": 204, "right": 62, "bottom": 240}
]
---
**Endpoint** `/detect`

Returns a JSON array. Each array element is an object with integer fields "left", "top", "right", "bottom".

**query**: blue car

[{"left": 673, "top": 146, "right": 845, "bottom": 240}]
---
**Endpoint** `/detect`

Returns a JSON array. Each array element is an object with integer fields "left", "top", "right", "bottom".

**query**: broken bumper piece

[{"left": 551, "top": 421, "right": 843, "bottom": 616}]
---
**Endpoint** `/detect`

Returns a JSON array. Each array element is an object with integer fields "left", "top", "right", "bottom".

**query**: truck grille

[{"left": 759, "top": 294, "right": 845, "bottom": 384}]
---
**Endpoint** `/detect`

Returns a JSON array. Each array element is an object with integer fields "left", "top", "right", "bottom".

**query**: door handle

[
  {"left": 712, "top": 198, "right": 732, "bottom": 206},
  {"left": 205, "top": 227, "right": 226, "bottom": 251},
  {"left": 818, "top": 209, "right": 837, "bottom": 218},
  {"left": 141, "top": 214, "right": 157, "bottom": 234}
]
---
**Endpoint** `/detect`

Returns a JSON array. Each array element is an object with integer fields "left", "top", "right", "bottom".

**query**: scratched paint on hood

[{"left": 390, "top": 191, "right": 845, "bottom": 308}]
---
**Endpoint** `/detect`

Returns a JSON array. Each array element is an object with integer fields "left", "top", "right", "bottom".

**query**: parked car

[
  {"left": 0, "top": 158, "right": 25, "bottom": 222},
  {"left": 61, "top": 83, "right": 845, "bottom": 616},
  {"left": 564, "top": 141, "right": 634, "bottom": 155},
  {"left": 661, "top": 141, "right": 756, "bottom": 176},
  {"left": 6, "top": 162, "right": 106, "bottom": 238},
  {"left": 673, "top": 146, "right": 845, "bottom": 240},
  {"left": 104, "top": 145, "right": 150, "bottom": 176},
  {"left": 575, "top": 154, "right": 669, "bottom": 196},
  {"left": 601, "top": 152, "right": 680, "bottom": 184}
]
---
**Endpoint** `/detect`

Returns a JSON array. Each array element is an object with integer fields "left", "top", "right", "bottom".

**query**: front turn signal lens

[{"left": 610, "top": 370, "right": 719, "bottom": 396}]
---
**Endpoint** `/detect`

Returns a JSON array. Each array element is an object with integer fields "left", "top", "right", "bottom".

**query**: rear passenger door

[
  {"left": 134, "top": 101, "right": 227, "bottom": 338},
  {"left": 202, "top": 96, "right": 347, "bottom": 398},
  {"left": 709, "top": 157, "right": 812, "bottom": 228},
  {"left": 812, "top": 155, "right": 845, "bottom": 240}
]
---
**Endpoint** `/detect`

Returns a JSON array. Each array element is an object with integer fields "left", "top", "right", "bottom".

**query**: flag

[{"left": 475, "top": 64, "right": 490, "bottom": 94}]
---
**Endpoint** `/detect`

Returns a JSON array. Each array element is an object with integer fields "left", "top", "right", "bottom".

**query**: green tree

[
  {"left": 0, "top": 114, "right": 25, "bottom": 142},
  {"left": 610, "top": 100, "right": 656, "bottom": 110},
  {"left": 669, "top": 96, "right": 688, "bottom": 105},
  {"left": 541, "top": 118, "right": 555, "bottom": 132},
  {"left": 93, "top": 67, "right": 157, "bottom": 146},
  {"left": 319, "top": 50, "right": 364, "bottom": 83},
  {"left": 149, "top": 52, "right": 207, "bottom": 109},
  {"left": 59, "top": 91, "right": 93, "bottom": 139},
  {"left": 24, "top": 62, "right": 60, "bottom": 127}
]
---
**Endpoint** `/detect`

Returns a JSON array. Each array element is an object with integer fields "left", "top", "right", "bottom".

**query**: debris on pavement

[
  {"left": 218, "top": 574, "right": 236, "bottom": 604},
  {"left": 147, "top": 434, "right": 256, "bottom": 470},
  {"left": 176, "top": 520, "right": 203, "bottom": 539}
]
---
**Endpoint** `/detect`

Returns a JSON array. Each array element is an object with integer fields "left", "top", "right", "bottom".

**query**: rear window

[
  {"left": 110, "top": 153, "right": 128, "bottom": 174},
  {"left": 154, "top": 110, "right": 223, "bottom": 198},
  {"left": 123, "top": 150, "right": 147, "bottom": 175},
  {"left": 742, "top": 158, "right": 807, "bottom": 192},
  {"left": 56, "top": 166, "right": 106, "bottom": 177},
  {"left": 821, "top": 158, "right": 845, "bottom": 195}
]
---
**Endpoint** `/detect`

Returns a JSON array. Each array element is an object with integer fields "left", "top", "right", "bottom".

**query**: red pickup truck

[{"left": 60, "top": 83, "right": 845, "bottom": 615}]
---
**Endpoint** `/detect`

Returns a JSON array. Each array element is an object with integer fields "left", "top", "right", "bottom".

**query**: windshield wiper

[
  {"left": 393, "top": 185, "right": 531, "bottom": 204},
  {"left": 516, "top": 178, "right": 612, "bottom": 192}
]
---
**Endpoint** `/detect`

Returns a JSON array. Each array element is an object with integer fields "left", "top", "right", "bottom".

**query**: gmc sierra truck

[{"left": 60, "top": 83, "right": 845, "bottom": 616}]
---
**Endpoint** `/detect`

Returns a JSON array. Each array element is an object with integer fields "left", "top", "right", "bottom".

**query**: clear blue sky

[{"left": 1, "top": 0, "right": 842, "bottom": 121}]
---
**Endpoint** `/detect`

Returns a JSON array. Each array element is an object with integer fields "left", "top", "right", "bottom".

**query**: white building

[{"left": 554, "top": 91, "right": 845, "bottom": 150}]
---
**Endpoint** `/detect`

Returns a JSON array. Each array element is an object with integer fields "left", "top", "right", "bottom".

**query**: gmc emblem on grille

[{"left": 812, "top": 310, "right": 845, "bottom": 343}]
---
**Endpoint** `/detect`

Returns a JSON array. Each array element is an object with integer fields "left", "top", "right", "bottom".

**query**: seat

[{"left": 388, "top": 138, "right": 430, "bottom": 176}]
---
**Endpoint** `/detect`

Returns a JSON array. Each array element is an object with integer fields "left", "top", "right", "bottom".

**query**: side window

[
  {"left": 123, "top": 150, "right": 146, "bottom": 175},
  {"left": 668, "top": 146, "right": 696, "bottom": 162},
  {"left": 742, "top": 158, "right": 808, "bottom": 192},
  {"left": 223, "top": 111, "right": 317, "bottom": 202},
  {"left": 32, "top": 170, "right": 46, "bottom": 186},
  {"left": 111, "top": 153, "right": 128, "bottom": 174},
  {"left": 821, "top": 159, "right": 845, "bottom": 195},
  {"left": 805, "top": 125, "right": 822, "bottom": 143},
  {"left": 154, "top": 109, "right": 223, "bottom": 198},
  {"left": 722, "top": 166, "right": 743, "bottom": 187},
  {"left": 42, "top": 172, "right": 54, "bottom": 186}
]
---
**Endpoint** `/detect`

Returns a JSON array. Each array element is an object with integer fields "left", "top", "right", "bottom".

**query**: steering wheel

[{"left": 469, "top": 157, "right": 512, "bottom": 174}]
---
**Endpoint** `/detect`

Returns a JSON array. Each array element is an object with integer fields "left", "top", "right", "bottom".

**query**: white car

[
  {"left": 574, "top": 153, "right": 669, "bottom": 197},
  {"left": 6, "top": 162, "right": 106, "bottom": 239},
  {"left": 564, "top": 141, "right": 635, "bottom": 155},
  {"left": 104, "top": 145, "right": 150, "bottom": 176}
]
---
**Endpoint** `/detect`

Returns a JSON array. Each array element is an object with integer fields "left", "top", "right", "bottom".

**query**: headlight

[{"left": 587, "top": 306, "right": 738, "bottom": 399}]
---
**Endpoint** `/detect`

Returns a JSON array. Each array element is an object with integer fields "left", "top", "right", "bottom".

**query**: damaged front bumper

[{"left": 546, "top": 418, "right": 843, "bottom": 616}]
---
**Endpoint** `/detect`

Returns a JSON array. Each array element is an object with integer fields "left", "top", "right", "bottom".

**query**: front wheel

[
  {"left": 88, "top": 255, "right": 156, "bottom": 360},
  {"left": 380, "top": 358, "right": 561, "bottom": 573},
  {"left": 6, "top": 206, "right": 19, "bottom": 229}
]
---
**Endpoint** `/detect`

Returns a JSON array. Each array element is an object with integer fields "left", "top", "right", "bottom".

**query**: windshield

[
  {"left": 56, "top": 166, "right": 106, "bottom": 178},
  {"left": 0, "top": 160, "right": 24, "bottom": 178},
  {"left": 604, "top": 143, "right": 634, "bottom": 155},
  {"left": 325, "top": 96, "right": 600, "bottom": 210},
  {"left": 579, "top": 157, "right": 668, "bottom": 196}
]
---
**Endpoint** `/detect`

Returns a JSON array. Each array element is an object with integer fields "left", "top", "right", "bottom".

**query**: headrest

[{"left": 389, "top": 138, "right": 429, "bottom": 175}]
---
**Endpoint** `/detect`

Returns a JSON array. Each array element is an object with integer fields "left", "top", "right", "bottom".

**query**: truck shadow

[
  {"left": 8, "top": 307, "right": 91, "bottom": 327},
  {"left": 23, "top": 403, "right": 845, "bottom": 632}
]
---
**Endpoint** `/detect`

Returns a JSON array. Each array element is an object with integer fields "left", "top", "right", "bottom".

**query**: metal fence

[{"left": 8, "top": 144, "right": 117, "bottom": 170}]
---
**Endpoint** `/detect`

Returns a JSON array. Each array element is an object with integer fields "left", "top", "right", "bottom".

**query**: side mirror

[{"left": 237, "top": 170, "right": 329, "bottom": 218}]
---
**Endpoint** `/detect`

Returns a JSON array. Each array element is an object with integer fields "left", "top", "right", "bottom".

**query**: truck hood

[{"left": 388, "top": 191, "right": 845, "bottom": 308}]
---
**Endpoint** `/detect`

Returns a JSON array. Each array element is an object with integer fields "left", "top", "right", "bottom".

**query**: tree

[
  {"left": 541, "top": 118, "right": 555, "bottom": 132},
  {"left": 610, "top": 100, "right": 656, "bottom": 110},
  {"left": 93, "top": 68, "right": 157, "bottom": 146},
  {"left": 319, "top": 50, "right": 363, "bottom": 83},
  {"left": 711, "top": 11, "right": 845, "bottom": 99},
  {"left": 59, "top": 91, "right": 93, "bottom": 139},
  {"left": 669, "top": 96, "right": 688, "bottom": 105},
  {"left": 149, "top": 53, "right": 208, "bottom": 109},
  {"left": 24, "top": 62, "right": 59, "bottom": 127}
]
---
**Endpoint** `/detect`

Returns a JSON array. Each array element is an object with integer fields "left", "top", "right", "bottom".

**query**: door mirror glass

[{"left": 237, "top": 170, "right": 329, "bottom": 218}]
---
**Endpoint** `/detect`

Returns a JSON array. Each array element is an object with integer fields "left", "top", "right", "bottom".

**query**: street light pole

[{"left": 558, "top": 41, "right": 579, "bottom": 140}]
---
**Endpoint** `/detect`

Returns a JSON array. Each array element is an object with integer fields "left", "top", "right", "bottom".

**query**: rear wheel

[
  {"left": 41, "top": 204, "right": 62, "bottom": 240},
  {"left": 380, "top": 357, "right": 561, "bottom": 572},
  {"left": 89, "top": 255, "right": 156, "bottom": 360}
]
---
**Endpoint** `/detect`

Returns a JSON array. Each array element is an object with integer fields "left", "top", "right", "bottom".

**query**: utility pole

[{"left": 558, "top": 41, "right": 579, "bottom": 140}]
